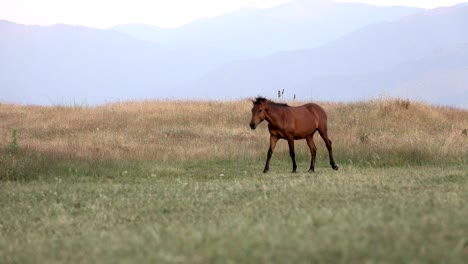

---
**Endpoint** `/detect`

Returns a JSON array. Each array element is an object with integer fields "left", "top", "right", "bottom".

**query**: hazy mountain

[
  {"left": 182, "top": 4, "right": 468, "bottom": 108},
  {"left": 0, "top": 20, "right": 244, "bottom": 104},
  {"left": 112, "top": 0, "right": 421, "bottom": 56},
  {"left": 1, "top": 3, "right": 468, "bottom": 107}
]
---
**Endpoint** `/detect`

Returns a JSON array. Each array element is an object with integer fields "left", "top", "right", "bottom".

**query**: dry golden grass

[
  {"left": 1, "top": 98, "right": 467, "bottom": 165},
  {"left": 1, "top": 100, "right": 260, "bottom": 162}
]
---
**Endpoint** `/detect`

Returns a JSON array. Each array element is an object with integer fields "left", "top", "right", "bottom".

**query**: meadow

[{"left": 1, "top": 98, "right": 467, "bottom": 263}]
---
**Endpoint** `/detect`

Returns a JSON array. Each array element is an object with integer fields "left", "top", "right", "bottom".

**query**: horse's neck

[{"left": 266, "top": 105, "right": 286, "bottom": 128}]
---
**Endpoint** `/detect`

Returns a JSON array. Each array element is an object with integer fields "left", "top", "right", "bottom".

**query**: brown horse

[{"left": 249, "top": 97, "right": 338, "bottom": 173}]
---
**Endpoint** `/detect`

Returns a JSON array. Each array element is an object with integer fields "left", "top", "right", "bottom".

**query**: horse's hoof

[
  {"left": 308, "top": 169, "right": 315, "bottom": 173},
  {"left": 263, "top": 170, "right": 269, "bottom": 174},
  {"left": 333, "top": 166, "right": 339, "bottom": 171}
]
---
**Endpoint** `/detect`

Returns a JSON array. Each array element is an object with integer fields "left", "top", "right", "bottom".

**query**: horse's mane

[{"left": 254, "top": 96, "right": 289, "bottom": 107}]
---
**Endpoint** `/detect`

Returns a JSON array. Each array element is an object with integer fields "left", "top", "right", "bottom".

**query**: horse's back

[
  {"left": 293, "top": 103, "right": 327, "bottom": 121},
  {"left": 283, "top": 103, "right": 327, "bottom": 138}
]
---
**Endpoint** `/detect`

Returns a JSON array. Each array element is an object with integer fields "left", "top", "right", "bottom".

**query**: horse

[{"left": 249, "top": 97, "right": 338, "bottom": 173}]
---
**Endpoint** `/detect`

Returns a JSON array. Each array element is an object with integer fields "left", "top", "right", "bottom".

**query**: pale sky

[{"left": 0, "top": 0, "right": 467, "bottom": 28}]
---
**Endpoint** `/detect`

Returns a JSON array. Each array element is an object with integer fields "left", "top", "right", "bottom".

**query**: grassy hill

[
  {"left": 1, "top": 99, "right": 467, "bottom": 263},
  {"left": 1, "top": 98, "right": 466, "bottom": 180}
]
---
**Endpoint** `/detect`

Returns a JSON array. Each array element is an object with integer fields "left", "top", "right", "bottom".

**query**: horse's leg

[
  {"left": 306, "top": 135, "right": 317, "bottom": 172},
  {"left": 264, "top": 135, "right": 278, "bottom": 173},
  {"left": 318, "top": 128, "right": 339, "bottom": 170},
  {"left": 287, "top": 138, "right": 297, "bottom": 173}
]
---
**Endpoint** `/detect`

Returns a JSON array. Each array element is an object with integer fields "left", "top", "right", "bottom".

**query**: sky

[{"left": 0, "top": 0, "right": 467, "bottom": 28}]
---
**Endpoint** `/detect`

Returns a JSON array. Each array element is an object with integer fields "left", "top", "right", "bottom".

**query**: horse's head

[{"left": 250, "top": 97, "right": 268, "bottom": 130}]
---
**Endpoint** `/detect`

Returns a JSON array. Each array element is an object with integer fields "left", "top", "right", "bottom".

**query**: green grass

[
  {"left": 1, "top": 159, "right": 467, "bottom": 263},
  {"left": 1, "top": 99, "right": 467, "bottom": 263}
]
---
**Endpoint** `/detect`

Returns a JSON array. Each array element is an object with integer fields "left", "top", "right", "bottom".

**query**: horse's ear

[{"left": 252, "top": 99, "right": 256, "bottom": 105}]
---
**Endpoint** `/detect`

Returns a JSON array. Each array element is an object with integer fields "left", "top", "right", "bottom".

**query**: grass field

[{"left": 1, "top": 98, "right": 467, "bottom": 263}]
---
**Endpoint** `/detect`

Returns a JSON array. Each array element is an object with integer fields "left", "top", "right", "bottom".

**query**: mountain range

[
  {"left": 0, "top": 0, "right": 467, "bottom": 107},
  {"left": 112, "top": 0, "right": 421, "bottom": 56},
  {"left": 185, "top": 3, "right": 468, "bottom": 105}
]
